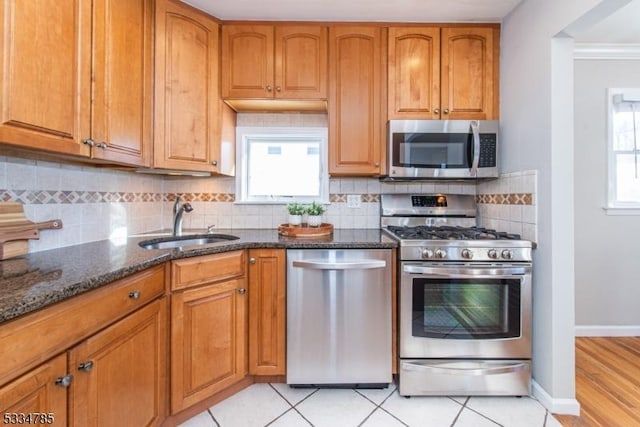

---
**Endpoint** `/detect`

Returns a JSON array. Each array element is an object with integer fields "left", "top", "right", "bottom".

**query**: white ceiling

[
  {"left": 574, "top": 0, "right": 640, "bottom": 43},
  {"left": 183, "top": 0, "right": 523, "bottom": 23}
]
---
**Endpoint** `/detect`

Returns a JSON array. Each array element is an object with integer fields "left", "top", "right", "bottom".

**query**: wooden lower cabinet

[
  {"left": 248, "top": 249, "right": 286, "bottom": 376},
  {"left": 69, "top": 298, "right": 167, "bottom": 427},
  {"left": 170, "top": 278, "right": 248, "bottom": 413},
  {"left": 0, "top": 297, "right": 167, "bottom": 427},
  {"left": 0, "top": 354, "right": 68, "bottom": 426}
]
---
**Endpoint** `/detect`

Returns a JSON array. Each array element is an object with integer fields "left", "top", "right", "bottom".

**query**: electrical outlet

[{"left": 347, "top": 195, "right": 362, "bottom": 208}]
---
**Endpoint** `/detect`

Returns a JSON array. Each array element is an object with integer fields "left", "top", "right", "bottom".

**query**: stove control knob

[
  {"left": 488, "top": 249, "right": 499, "bottom": 259},
  {"left": 421, "top": 249, "right": 434, "bottom": 259},
  {"left": 461, "top": 249, "right": 473, "bottom": 259},
  {"left": 435, "top": 249, "right": 447, "bottom": 259},
  {"left": 501, "top": 249, "right": 514, "bottom": 260}
]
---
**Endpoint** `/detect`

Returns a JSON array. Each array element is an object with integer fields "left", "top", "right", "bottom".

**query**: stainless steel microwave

[{"left": 387, "top": 120, "right": 499, "bottom": 179}]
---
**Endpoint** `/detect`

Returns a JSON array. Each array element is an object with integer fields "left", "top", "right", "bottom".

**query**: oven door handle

[
  {"left": 401, "top": 361, "right": 529, "bottom": 376},
  {"left": 403, "top": 265, "right": 528, "bottom": 277},
  {"left": 470, "top": 120, "right": 480, "bottom": 177},
  {"left": 292, "top": 259, "right": 387, "bottom": 270}
]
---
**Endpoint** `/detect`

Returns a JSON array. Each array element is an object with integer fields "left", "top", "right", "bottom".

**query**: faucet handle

[{"left": 207, "top": 224, "right": 215, "bottom": 233}]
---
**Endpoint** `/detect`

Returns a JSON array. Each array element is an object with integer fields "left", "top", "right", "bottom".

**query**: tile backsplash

[{"left": 476, "top": 170, "right": 538, "bottom": 243}]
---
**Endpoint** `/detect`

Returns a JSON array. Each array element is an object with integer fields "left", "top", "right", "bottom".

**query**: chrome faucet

[{"left": 172, "top": 197, "right": 193, "bottom": 236}]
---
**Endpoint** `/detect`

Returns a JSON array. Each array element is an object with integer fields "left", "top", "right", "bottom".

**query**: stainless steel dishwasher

[{"left": 286, "top": 249, "right": 392, "bottom": 387}]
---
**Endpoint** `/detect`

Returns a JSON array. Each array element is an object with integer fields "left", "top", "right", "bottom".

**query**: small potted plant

[
  {"left": 287, "top": 203, "right": 305, "bottom": 226},
  {"left": 305, "top": 201, "right": 325, "bottom": 227}
]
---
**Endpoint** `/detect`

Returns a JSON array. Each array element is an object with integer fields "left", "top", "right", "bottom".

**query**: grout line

[
  {"left": 355, "top": 386, "right": 410, "bottom": 427},
  {"left": 206, "top": 408, "right": 220, "bottom": 427},
  {"left": 456, "top": 398, "right": 504, "bottom": 427},
  {"left": 449, "top": 397, "right": 468, "bottom": 427},
  {"left": 270, "top": 383, "right": 318, "bottom": 426}
]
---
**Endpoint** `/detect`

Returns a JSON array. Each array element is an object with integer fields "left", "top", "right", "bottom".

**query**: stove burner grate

[{"left": 387, "top": 225, "right": 521, "bottom": 241}]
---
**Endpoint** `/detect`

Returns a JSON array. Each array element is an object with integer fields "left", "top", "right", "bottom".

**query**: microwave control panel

[{"left": 478, "top": 134, "right": 497, "bottom": 167}]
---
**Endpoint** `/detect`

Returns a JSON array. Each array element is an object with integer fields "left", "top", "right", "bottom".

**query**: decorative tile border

[
  {"left": 476, "top": 193, "right": 533, "bottom": 205},
  {"left": 1, "top": 190, "right": 380, "bottom": 205},
  {"left": 330, "top": 194, "right": 380, "bottom": 203}
]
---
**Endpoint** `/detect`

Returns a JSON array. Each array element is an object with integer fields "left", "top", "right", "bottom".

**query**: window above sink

[{"left": 235, "top": 127, "right": 329, "bottom": 204}]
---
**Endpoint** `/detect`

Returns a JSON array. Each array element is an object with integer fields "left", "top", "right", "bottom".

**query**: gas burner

[{"left": 386, "top": 225, "right": 521, "bottom": 241}]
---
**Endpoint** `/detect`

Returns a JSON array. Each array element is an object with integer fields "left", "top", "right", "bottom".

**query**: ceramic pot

[
  {"left": 307, "top": 215, "right": 322, "bottom": 227},
  {"left": 288, "top": 214, "right": 302, "bottom": 226}
]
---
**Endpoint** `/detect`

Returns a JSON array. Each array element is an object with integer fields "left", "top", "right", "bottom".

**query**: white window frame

[
  {"left": 606, "top": 88, "right": 640, "bottom": 215},
  {"left": 235, "top": 126, "right": 329, "bottom": 204}
]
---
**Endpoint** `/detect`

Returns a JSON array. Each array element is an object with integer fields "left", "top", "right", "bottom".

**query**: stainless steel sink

[{"left": 139, "top": 234, "right": 239, "bottom": 250}]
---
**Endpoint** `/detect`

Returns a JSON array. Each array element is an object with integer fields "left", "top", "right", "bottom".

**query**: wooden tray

[
  {"left": 0, "top": 202, "right": 63, "bottom": 260},
  {"left": 278, "top": 223, "right": 333, "bottom": 238}
]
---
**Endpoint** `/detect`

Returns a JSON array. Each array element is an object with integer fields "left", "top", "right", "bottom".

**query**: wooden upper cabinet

[
  {"left": 441, "top": 27, "right": 497, "bottom": 120},
  {"left": 91, "top": 0, "right": 153, "bottom": 166},
  {"left": 388, "top": 25, "right": 499, "bottom": 120},
  {"left": 388, "top": 27, "right": 440, "bottom": 119},
  {"left": 0, "top": 0, "right": 91, "bottom": 157},
  {"left": 0, "top": 0, "right": 153, "bottom": 166},
  {"left": 329, "top": 26, "right": 386, "bottom": 176},
  {"left": 154, "top": 0, "right": 232, "bottom": 173},
  {"left": 222, "top": 24, "right": 327, "bottom": 100}
]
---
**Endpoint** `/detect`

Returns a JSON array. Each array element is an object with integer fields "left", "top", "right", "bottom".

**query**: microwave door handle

[
  {"left": 470, "top": 120, "right": 480, "bottom": 176},
  {"left": 403, "top": 265, "right": 527, "bottom": 277}
]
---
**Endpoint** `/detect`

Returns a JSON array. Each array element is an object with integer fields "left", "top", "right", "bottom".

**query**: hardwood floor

[{"left": 555, "top": 337, "right": 640, "bottom": 427}]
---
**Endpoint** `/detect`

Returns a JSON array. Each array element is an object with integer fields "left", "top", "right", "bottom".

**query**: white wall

[
  {"left": 500, "top": 0, "right": 630, "bottom": 413},
  {"left": 574, "top": 59, "right": 640, "bottom": 332}
]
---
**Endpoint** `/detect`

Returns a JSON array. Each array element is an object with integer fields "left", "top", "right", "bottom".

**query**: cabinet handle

[
  {"left": 78, "top": 361, "right": 94, "bottom": 372},
  {"left": 443, "top": 109, "right": 450, "bottom": 114},
  {"left": 238, "top": 288, "right": 246, "bottom": 295},
  {"left": 434, "top": 108, "right": 440, "bottom": 115},
  {"left": 374, "top": 162, "right": 380, "bottom": 167},
  {"left": 211, "top": 160, "right": 218, "bottom": 166},
  {"left": 55, "top": 375, "right": 73, "bottom": 388},
  {"left": 97, "top": 142, "right": 108, "bottom": 149},
  {"left": 83, "top": 138, "right": 95, "bottom": 147},
  {"left": 266, "top": 85, "right": 272, "bottom": 92},
  {"left": 276, "top": 86, "right": 281, "bottom": 92},
  {"left": 128, "top": 290, "right": 141, "bottom": 300},
  {"left": 249, "top": 257, "right": 256, "bottom": 264}
]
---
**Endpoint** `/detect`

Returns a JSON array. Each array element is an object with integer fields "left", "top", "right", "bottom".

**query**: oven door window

[
  {"left": 392, "top": 132, "right": 472, "bottom": 169},
  {"left": 412, "top": 278, "right": 521, "bottom": 339}
]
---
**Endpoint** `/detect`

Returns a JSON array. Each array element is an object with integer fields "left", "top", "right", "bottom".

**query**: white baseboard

[
  {"left": 575, "top": 325, "right": 640, "bottom": 337},
  {"left": 532, "top": 380, "right": 580, "bottom": 416}
]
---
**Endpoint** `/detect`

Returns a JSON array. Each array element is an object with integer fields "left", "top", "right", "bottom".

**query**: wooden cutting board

[{"left": 0, "top": 202, "right": 63, "bottom": 260}]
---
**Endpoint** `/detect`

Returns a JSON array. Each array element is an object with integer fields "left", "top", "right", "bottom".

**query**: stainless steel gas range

[{"left": 381, "top": 194, "right": 533, "bottom": 396}]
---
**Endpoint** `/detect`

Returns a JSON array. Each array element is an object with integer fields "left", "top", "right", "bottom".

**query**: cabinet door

[
  {"left": 91, "top": 0, "right": 153, "bottom": 166},
  {"left": 441, "top": 27, "right": 498, "bottom": 120},
  {"left": 248, "top": 249, "right": 286, "bottom": 376},
  {"left": 329, "top": 26, "right": 385, "bottom": 176},
  {"left": 221, "top": 25, "right": 274, "bottom": 99},
  {"left": 171, "top": 279, "right": 247, "bottom": 413},
  {"left": 275, "top": 26, "right": 327, "bottom": 99},
  {"left": 69, "top": 298, "right": 167, "bottom": 427},
  {"left": 154, "top": 0, "right": 219, "bottom": 172},
  {"left": 0, "top": 354, "right": 68, "bottom": 426},
  {"left": 388, "top": 27, "right": 440, "bottom": 119},
  {"left": 0, "top": 0, "right": 91, "bottom": 157}
]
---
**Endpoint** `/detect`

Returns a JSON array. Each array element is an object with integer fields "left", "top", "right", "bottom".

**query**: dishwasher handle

[{"left": 292, "top": 259, "right": 387, "bottom": 270}]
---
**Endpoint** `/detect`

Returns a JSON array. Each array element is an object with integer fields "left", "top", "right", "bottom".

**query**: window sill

[{"left": 603, "top": 206, "right": 640, "bottom": 215}]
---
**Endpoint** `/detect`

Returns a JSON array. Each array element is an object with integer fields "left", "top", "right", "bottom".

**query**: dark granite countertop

[{"left": 0, "top": 228, "right": 396, "bottom": 324}]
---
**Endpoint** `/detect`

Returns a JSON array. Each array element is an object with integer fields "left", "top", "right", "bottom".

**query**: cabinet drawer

[
  {"left": 0, "top": 265, "right": 165, "bottom": 387},
  {"left": 171, "top": 250, "right": 245, "bottom": 291}
]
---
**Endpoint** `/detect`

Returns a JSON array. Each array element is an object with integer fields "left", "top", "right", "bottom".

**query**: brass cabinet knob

[
  {"left": 266, "top": 85, "right": 272, "bottom": 92},
  {"left": 443, "top": 109, "right": 450, "bottom": 114},
  {"left": 238, "top": 288, "right": 247, "bottom": 295},
  {"left": 249, "top": 257, "right": 256, "bottom": 264},
  {"left": 434, "top": 108, "right": 440, "bottom": 114}
]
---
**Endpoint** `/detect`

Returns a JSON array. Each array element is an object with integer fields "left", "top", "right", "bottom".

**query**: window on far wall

[
  {"left": 235, "top": 127, "right": 329, "bottom": 203},
  {"left": 607, "top": 88, "right": 640, "bottom": 212}
]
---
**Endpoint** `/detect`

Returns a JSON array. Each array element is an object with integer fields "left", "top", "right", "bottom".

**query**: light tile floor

[{"left": 179, "top": 383, "right": 564, "bottom": 427}]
